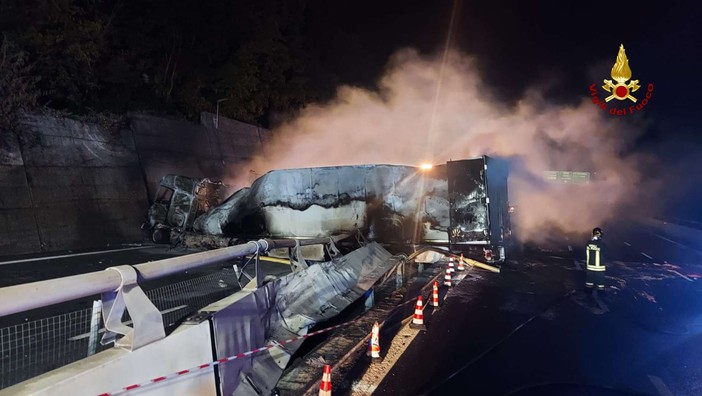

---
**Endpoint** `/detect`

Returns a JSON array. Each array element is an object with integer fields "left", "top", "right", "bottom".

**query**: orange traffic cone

[
  {"left": 319, "top": 364, "right": 332, "bottom": 396},
  {"left": 431, "top": 281, "right": 440, "bottom": 307},
  {"left": 409, "top": 295, "right": 427, "bottom": 330},
  {"left": 368, "top": 322, "right": 380, "bottom": 358},
  {"left": 457, "top": 253, "right": 466, "bottom": 271},
  {"left": 448, "top": 257, "right": 456, "bottom": 273},
  {"left": 444, "top": 267, "right": 452, "bottom": 287}
]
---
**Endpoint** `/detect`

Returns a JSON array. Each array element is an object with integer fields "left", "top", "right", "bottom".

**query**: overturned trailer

[{"left": 146, "top": 156, "right": 512, "bottom": 261}]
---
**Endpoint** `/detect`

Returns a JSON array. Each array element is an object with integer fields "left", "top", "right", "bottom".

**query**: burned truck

[
  {"left": 142, "top": 175, "right": 225, "bottom": 243},
  {"left": 446, "top": 156, "right": 511, "bottom": 261},
  {"left": 144, "top": 156, "right": 512, "bottom": 261}
]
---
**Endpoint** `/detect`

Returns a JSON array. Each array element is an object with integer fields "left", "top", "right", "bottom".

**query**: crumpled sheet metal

[
  {"left": 414, "top": 250, "right": 446, "bottom": 264},
  {"left": 275, "top": 242, "right": 394, "bottom": 335},
  {"left": 211, "top": 242, "right": 396, "bottom": 396},
  {"left": 211, "top": 283, "right": 276, "bottom": 396}
]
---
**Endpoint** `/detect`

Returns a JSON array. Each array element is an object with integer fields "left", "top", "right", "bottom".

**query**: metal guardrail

[
  {"left": 0, "top": 233, "right": 353, "bottom": 389},
  {"left": 0, "top": 268, "right": 242, "bottom": 389},
  {"left": 0, "top": 307, "right": 97, "bottom": 389},
  {"left": 0, "top": 235, "right": 352, "bottom": 319}
]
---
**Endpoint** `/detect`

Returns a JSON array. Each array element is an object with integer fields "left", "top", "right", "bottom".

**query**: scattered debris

[
  {"left": 639, "top": 290, "right": 657, "bottom": 303},
  {"left": 607, "top": 276, "right": 627, "bottom": 289},
  {"left": 662, "top": 263, "right": 681, "bottom": 270},
  {"left": 634, "top": 274, "right": 671, "bottom": 282},
  {"left": 667, "top": 270, "right": 694, "bottom": 282}
]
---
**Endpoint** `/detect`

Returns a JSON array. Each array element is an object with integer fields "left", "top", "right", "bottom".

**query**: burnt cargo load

[
  {"left": 447, "top": 156, "right": 511, "bottom": 262},
  {"left": 144, "top": 156, "right": 512, "bottom": 262}
]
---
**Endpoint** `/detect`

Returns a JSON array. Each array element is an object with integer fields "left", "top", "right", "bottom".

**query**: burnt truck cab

[
  {"left": 143, "top": 174, "right": 224, "bottom": 243},
  {"left": 447, "top": 156, "right": 512, "bottom": 263}
]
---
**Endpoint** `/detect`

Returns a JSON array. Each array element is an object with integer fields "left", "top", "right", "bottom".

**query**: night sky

[
  {"left": 307, "top": 0, "right": 701, "bottom": 144},
  {"left": 304, "top": 0, "right": 702, "bottom": 218}
]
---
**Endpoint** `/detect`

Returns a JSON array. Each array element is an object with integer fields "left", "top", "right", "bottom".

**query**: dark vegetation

[{"left": 0, "top": 0, "right": 430, "bottom": 128}]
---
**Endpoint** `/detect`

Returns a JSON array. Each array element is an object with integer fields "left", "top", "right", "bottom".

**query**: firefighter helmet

[{"left": 592, "top": 227, "right": 603, "bottom": 237}]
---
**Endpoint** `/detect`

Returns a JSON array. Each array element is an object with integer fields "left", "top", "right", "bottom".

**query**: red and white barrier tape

[{"left": 99, "top": 319, "right": 357, "bottom": 396}]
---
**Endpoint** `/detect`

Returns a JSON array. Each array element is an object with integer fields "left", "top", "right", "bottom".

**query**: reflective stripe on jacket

[{"left": 586, "top": 238, "right": 605, "bottom": 271}]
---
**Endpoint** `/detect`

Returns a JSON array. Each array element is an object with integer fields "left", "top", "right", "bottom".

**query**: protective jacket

[{"left": 586, "top": 237, "right": 605, "bottom": 272}]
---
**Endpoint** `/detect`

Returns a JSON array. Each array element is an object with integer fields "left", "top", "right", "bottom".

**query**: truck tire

[{"left": 152, "top": 227, "right": 170, "bottom": 244}]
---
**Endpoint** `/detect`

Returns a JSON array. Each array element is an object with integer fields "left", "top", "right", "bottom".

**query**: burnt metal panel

[
  {"left": 211, "top": 284, "right": 274, "bottom": 396},
  {"left": 485, "top": 156, "right": 511, "bottom": 244},
  {"left": 208, "top": 242, "right": 396, "bottom": 396},
  {"left": 447, "top": 157, "right": 490, "bottom": 245}
]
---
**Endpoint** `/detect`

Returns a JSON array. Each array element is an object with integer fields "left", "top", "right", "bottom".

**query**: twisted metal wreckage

[
  {"left": 146, "top": 156, "right": 511, "bottom": 261},
  {"left": 0, "top": 156, "right": 512, "bottom": 395}
]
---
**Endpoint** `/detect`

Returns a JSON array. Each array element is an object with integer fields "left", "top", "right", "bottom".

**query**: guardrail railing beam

[{"left": 0, "top": 234, "right": 353, "bottom": 318}]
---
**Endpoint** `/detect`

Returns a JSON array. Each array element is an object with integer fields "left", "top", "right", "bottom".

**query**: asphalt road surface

[
  {"left": 0, "top": 245, "right": 201, "bottom": 288},
  {"left": 367, "top": 219, "right": 702, "bottom": 396}
]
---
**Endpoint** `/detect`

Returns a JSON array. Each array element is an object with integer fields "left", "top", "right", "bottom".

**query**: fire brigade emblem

[
  {"left": 602, "top": 44, "right": 640, "bottom": 102},
  {"left": 589, "top": 44, "right": 653, "bottom": 115}
]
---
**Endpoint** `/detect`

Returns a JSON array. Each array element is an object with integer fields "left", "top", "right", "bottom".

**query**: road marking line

[
  {"left": 648, "top": 375, "right": 674, "bottom": 396},
  {"left": 653, "top": 233, "right": 687, "bottom": 248},
  {"left": 573, "top": 260, "right": 583, "bottom": 271},
  {"left": 351, "top": 321, "right": 422, "bottom": 396},
  {"left": 322, "top": 270, "right": 444, "bottom": 396},
  {"left": 641, "top": 252, "right": 653, "bottom": 259},
  {"left": 351, "top": 382, "right": 377, "bottom": 394},
  {"left": 245, "top": 255, "right": 296, "bottom": 266},
  {"left": 0, "top": 246, "right": 152, "bottom": 266},
  {"left": 669, "top": 270, "right": 694, "bottom": 282},
  {"left": 651, "top": 233, "right": 702, "bottom": 256},
  {"left": 624, "top": 242, "right": 631, "bottom": 247}
]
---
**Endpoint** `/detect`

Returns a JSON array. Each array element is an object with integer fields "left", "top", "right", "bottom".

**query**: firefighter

[{"left": 585, "top": 227, "right": 606, "bottom": 295}]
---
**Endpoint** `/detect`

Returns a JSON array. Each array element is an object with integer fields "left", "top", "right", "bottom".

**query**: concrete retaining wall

[
  {"left": 131, "top": 112, "right": 271, "bottom": 200},
  {"left": 0, "top": 131, "right": 40, "bottom": 255},
  {"left": 0, "top": 115, "right": 149, "bottom": 255},
  {"left": 0, "top": 112, "right": 269, "bottom": 257}
]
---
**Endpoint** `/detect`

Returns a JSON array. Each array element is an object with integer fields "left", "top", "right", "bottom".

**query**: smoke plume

[{"left": 233, "top": 49, "right": 654, "bottom": 242}]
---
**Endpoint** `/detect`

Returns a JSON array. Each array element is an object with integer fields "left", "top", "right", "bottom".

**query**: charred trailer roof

[{"left": 447, "top": 156, "right": 511, "bottom": 250}]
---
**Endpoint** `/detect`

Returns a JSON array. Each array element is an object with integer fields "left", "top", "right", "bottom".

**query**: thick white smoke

[{"left": 232, "top": 49, "right": 654, "bottom": 241}]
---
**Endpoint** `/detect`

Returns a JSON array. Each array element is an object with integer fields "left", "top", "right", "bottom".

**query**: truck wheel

[{"left": 152, "top": 228, "right": 170, "bottom": 244}]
